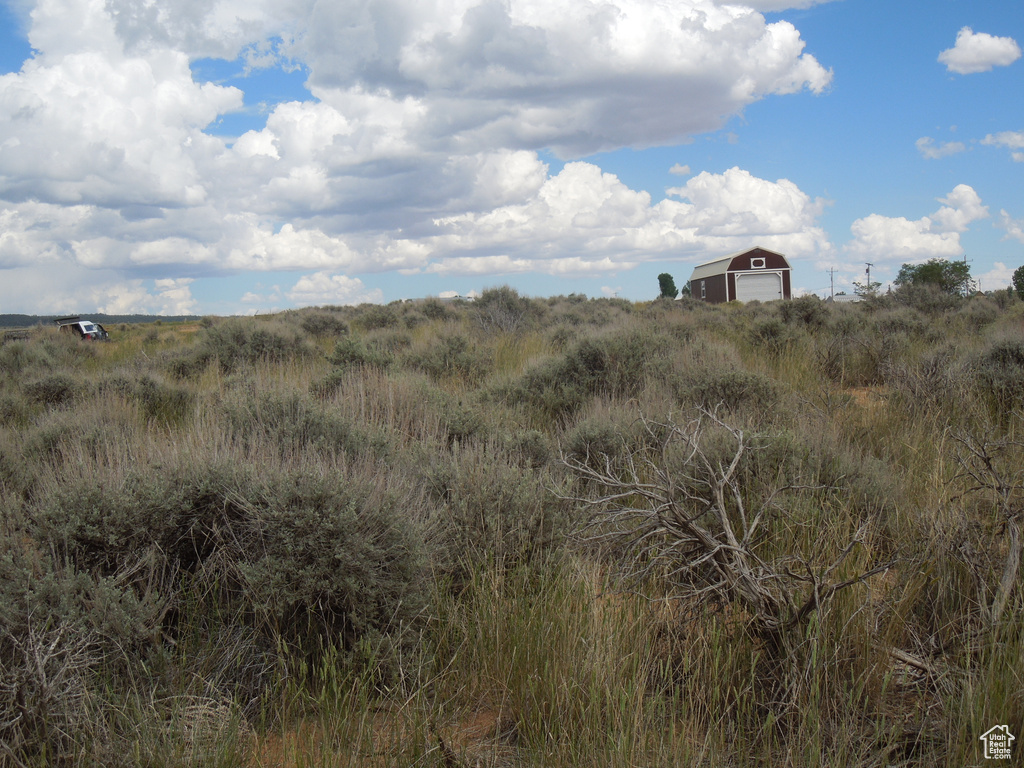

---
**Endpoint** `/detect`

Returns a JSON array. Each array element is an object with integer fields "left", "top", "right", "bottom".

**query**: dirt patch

[{"left": 845, "top": 386, "right": 886, "bottom": 409}]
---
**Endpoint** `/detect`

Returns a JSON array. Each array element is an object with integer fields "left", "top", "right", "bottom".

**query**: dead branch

[
  {"left": 950, "top": 430, "right": 1024, "bottom": 627},
  {"left": 562, "top": 408, "right": 892, "bottom": 643}
]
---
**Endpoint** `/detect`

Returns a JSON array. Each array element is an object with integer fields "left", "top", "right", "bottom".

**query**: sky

[{"left": 0, "top": 0, "right": 1021, "bottom": 315}]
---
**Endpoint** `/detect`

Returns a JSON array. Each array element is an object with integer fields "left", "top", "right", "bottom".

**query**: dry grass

[{"left": 1, "top": 292, "right": 1022, "bottom": 767}]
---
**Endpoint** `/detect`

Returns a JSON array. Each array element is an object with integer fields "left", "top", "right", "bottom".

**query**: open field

[{"left": 1, "top": 288, "right": 1022, "bottom": 767}]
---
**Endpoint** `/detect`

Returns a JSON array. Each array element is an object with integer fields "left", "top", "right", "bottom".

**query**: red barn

[{"left": 688, "top": 247, "right": 792, "bottom": 303}]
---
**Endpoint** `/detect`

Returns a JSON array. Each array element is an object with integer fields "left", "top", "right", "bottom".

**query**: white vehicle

[{"left": 54, "top": 316, "right": 109, "bottom": 341}]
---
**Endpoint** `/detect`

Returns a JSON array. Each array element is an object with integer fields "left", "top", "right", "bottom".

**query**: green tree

[
  {"left": 1012, "top": 264, "right": 1024, "bottom": 300},
  {"left": 894, "top": 258, "right": 972, "bottom": 296},
  {"left": 658, "top": 273, "right": 678, "bottom": 299},
  {"left": 852, "top": 279, "right": 881, "bottom": 297}
]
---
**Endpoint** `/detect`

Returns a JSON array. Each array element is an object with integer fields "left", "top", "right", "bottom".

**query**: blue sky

[{"left": 0, "top": 0, "right": 1021, "bottom": 314}]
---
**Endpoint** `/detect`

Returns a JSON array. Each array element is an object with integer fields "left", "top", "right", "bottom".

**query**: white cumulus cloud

[
  {"left": 846, "top": 184, "right": 989, "bottom": 264},
  {"left": 938, "top": 27, "right": 1021, "bottom": 74}
]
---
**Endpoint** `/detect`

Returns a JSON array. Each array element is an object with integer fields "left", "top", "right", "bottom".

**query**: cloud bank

[{"left": 0, "top": 0, "right": 841, "bottom": 311}]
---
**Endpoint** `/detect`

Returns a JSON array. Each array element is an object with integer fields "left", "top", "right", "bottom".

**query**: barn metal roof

[{"left": 687, "top": 246, "right": 788, "bottom": 281}]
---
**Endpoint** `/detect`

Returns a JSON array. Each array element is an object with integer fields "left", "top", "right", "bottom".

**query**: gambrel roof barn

[{"left": 688, "top": 247, "right": 792, "bottom": 304}]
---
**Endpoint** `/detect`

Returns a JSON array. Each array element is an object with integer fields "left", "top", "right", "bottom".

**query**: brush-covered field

[{"left": 1, "top": 287, "right": 1022, "bottom": 767}]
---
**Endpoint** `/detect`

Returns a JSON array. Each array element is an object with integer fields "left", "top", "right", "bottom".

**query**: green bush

[
  {"left": 420, "top": 298, "right": 452, "bottom": 321},
  {"left": 354, "top": 304, "right": 399, "bottom": 331},
  {"left": 972, "top": 338, "right": 1024, "bottom": 409},
  {"left": 329, "top": 335, "right": 394, "bottom": 370},
  {"left": 238, "top": 471, "right": 429, "bottom": 652},
  {"left": 199, "top": 318, "right": 311, "bottom": 373},
  {"left": 424, "top": 443, "right": 569, "bottom": 579},
  {"left": 501, "top": 429, "right": 553, "bottom": 468},
  {"left": 0, "top": 393, "right": 30, "bottom": 427},
  {"left": 300, "top": 310, "right": 350, "bottom": 338},
  {"left": 778, "top": 295, "right": 828, "bottom": 328},
  {"left": 475, "top": 286, "right": 537, "bottom": 333},
  {"left": 673, "top": 367, "right": 777, "bottom": 414},
  {"left": 402, "top": 334, "right": 492, "bottom": 383},
  {"left": 746, "top": 316, "right": 798, "bottom": 355},
  {"left": 563, "top": 417, "right": 627, "bottom": 468},
  {"left": 0, "top": 340, "right": 53, "bottom": 375},
  {"left": 23, "top": 372, "right": 79, "bottom": 406},
  {"left": 223, "top": 390, "right": 389, "bottom": 459},
  {"left": 20, "top": 458, "right": 430, "bottom": 691},
  {"left": 101, "top": 373, "right": 195, "bottom": 426},
  {"left": 499, "top": 329, "right": 656, "bottom": 420}
]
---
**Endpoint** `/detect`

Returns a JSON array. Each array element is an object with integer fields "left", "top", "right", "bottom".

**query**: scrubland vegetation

[{"left": 1, "top": 285, "right": 1023, "bottom": 766}]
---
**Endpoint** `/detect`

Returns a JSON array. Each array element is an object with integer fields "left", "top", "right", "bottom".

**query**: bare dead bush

[
  {"left": 0, "top": 617, "right": 100, "bottom": 761},
  {"left": 949, "top": 430, "right": 1024, "bottom": 629},
  {"left": 563, "top": 409, "right": 893, "bottom": 648}
]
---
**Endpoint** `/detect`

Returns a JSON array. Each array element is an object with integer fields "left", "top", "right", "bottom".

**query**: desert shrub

[
  {"left": 164, "top": 348, "right": 210, "bottom": 379},
  {"left": 562, "top": 412, "right": 639, "bottom": 468},
  {"left": 893, "top": 281, "right": 963, "bottom": 315},
  {"left": 0, "top": 440, "right": 33, "bottom": 496},
  {"left": 354, "top": 304, "right": 399, "bottom": 331},
  {"left": 500, "top": 428, "right": 552, "bottom": 468},
  {"left": 475, "top": 286, "right": 537, "bottom": 333},
  {"left": 815, "top": 311, "right": 918, "bottom": 387},
  {"left": 0, "top": 393, "right": 30, "bottom": 427},
  {"left": 438, "top": 399, "right": 486, "bottom": 445},
  {"left": 747, "top": 316, "right": 798, "bottom": 355},
  {"left": 101, "top": 374, "right": 194, "bottom": 426},
  {"left": 300, "top": 311, "right": 350, "bottom": 338},
  {"left": 223, "top": 390, "right": 389, "bottom": 459},
  {"left": 186, "top": 318, "right": 312, "bottom": 374},
  {"left": 402, "top": 310, "right": 428, "bottom": 329},
  {"left": 955, "top": 295, "right": 1000, "bottom": 332},
  {"left": 0, "top": 576, "right": 107, "bottom": 761},
  {"left": 675, "top": 367, "right": 777, "bottom": 414},
  {"left": 134, "top": 377, "right": 195, "bottom": 425},
  {"left": 0, "top": 340, "right": 53, "bottom": 375},
  {"left": 547, "top": 325, "right": 576, "bottom": 350},
  {"left": 991, "top": 288, "right": 1020, "bottom": 310},
  {"left": 23, "top": 372, "right": 79, "bottom": 406},
  {"left": 37, "top": 330, "right": 93, "bottom": 368},
  {"left": 238, "top": 471, "right": 429, "bottom": 653},
  {"left": 972, "top": 338, "right": 1024, "bottom": 410},
  {"left": 402, "top": 334, "right": 492, "bottom": 384},
  {"left": 420, "top": 298, "right": 451, "bottom": 321},
  {"left": 329, "top": 336, "right": 393, "bottom": 370},
  {"left": 873, "top": 305, "right": 930, "bottom": 339},
  {"left": 779, "top": 295, "right": 828, "bottom": 328},
  {"left": 374, "top": 329, "right": 413, "bottom": 354},
  {"left": 884, "top": 344, "right": 969, "bottom": 416},
  {"left": 424, "top": 443, "right": 569, "bottom": 579},
  {"left": 34, "top": 460, "right": 425, "bottom": 643},
  {"left": 498, "top": 329, "right": 656, "bottom": 420}
]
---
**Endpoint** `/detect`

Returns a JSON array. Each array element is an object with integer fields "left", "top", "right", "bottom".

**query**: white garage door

[{"left": 735, "top": 272, "right": 783, "bottom": 302}]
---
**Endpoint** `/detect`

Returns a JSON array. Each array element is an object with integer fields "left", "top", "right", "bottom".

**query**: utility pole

[{"left": 828, "top": 267, "right": 835, "bottom": 299}]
